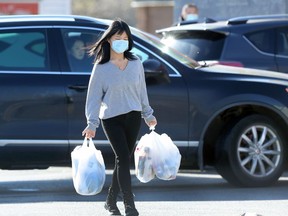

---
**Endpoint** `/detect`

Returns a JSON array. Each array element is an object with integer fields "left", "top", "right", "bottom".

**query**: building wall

[
  {"left": 0, "top": 0, "right": 39, "bottom": 15},
  {"left": 72, "top": 0, "right": 136, "bottom": 26},
  {"left": 131, "top": 0, "right": 174, "bottom": 35},
  {"left": 174, "top": 0, "right": 288, "bottom": 22},
  {"left": 39, "top": 0, "right": 71, "bottom": 15},
  {"left": 0, "top": 0, "right": 71, "bottom": 15}
]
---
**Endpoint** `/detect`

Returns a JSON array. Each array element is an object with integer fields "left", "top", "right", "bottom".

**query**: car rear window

[
  {"left": 245, "top": 29, "right": 275, "bottom": 54},
  {"left": 0, "top": 29, "right": 49, "bottom": 71},
  {"left": 161, "top": 30, "right": 226, "bottom": 61},
  {"left": 276, "top": 27, "right": 288, "bottom": 56}
]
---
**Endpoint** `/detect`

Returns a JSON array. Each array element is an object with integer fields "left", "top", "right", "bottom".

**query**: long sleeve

[
  {"left": 85, "top": 64, "right": 103, "bottom": 131},
  {"left": 84, "top": 59, "right": 155, "bottom": 130},
  {"left": 139, "top": 62, "right": 155, "bottom": 122}
]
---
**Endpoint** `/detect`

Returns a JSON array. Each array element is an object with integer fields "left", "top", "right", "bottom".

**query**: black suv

[
  {"left": 157, "top": 15, "right": 288, "bottom": 73},
  {"left": 1, "top": 15, "right": 288, "bottom": 187}
]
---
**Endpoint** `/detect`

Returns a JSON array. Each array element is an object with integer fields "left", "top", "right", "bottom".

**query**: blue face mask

[
  {"left": 111, "top": 40, "right": 129, "bottom": 54},
  {"left": 186, "top": 14, "right": 199, "bottom": 22}
]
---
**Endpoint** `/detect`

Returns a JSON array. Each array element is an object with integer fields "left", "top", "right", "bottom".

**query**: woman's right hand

[
  {"left": 145, "top": 117, "right": 157, "bottom": 130},
  {"left": 82, "top": 128, "right": 96, "bottom": 139}
]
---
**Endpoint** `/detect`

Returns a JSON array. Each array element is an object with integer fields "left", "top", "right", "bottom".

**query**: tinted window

[
  {"left": 131, "top": 47, "right": 149, "bottom": 62},
  {"left": 61, "top": 29, "right": 100, "bottom": 72},
  {"left": 131, "top": 46, "right": 180, "bottom": 77},
  {"left": 246, "top": 29, "right": 275, "bottom": 54},
  {"left": 131, "top": 28, "right": 198, "bottom": 69},
  {"left": 276, "top": 27, "right": 288, "bottom": 56},
  {"left": 160, "top": 31, "right": 225, "bottom": 61},
  {"left": 0, "top": 29, "right": 48, "bottom": 71}
]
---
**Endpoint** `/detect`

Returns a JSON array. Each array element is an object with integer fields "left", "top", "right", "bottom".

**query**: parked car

[
  {"left": 157, "top": 15, "right": 288, "bottom": 73},
  {"left": 1, "top": 15, "right": 288, "bottom": 187}
]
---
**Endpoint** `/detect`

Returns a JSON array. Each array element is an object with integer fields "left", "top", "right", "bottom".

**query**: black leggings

[{"left": 102, "top": 111, "right": 141, "bottom": 193}]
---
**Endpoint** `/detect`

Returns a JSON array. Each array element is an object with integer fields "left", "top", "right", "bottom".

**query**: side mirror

[{"left": 143, "top": 59, "right": 170, "bottom": 84}]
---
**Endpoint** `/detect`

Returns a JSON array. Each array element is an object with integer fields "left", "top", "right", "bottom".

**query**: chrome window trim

[
  {"left": 275, "top": 53, "right": 288, "bottom": 58},
  {"left": 0, "top": 71, "right": 61, "bottom": 75},
  {"left": 0, "top": 70, "right": 182, "bottom": 77},
  {"left": 0, "top": 26, "right": 54, "bottom": 30}
]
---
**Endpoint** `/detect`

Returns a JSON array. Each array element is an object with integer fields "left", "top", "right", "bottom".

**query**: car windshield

[
  {"left": 160, "top": 30, "right": 226, "bottom": 61},
  {"left": 131, "top": 27, "right": 199, "bottom": 68}
]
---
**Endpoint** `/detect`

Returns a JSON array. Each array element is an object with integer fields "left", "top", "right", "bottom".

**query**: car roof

[
  {"left": 157, "top": 14, "right": 288, "bottom": 35},
  {"left": 0, "top": 14, "right": 112, "bottom": 27}
]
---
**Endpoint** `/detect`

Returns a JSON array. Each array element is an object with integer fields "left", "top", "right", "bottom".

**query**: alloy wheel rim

[{"left": 237, "top": 125, "right": 281, "bottom": 177}]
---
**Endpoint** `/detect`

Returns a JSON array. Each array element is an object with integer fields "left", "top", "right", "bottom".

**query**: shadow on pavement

[{"left": 0, "top": 168, "right": 288, "bottom": 204}]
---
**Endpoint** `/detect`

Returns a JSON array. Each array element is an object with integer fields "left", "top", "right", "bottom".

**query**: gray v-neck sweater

[{"left": 85, "top": 58, "right": 155, "bottom": 131}]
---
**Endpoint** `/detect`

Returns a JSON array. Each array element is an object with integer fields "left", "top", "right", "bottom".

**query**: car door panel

[
  {"left": 0, "top": 28, "right": 68, "bottom": 167},
  {"left": 133, "top": 46, "right": 190, "bottom": 158}
]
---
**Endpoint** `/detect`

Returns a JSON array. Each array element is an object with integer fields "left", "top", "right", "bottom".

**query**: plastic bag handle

[
  {"left": 88, "top": 138, "right": 94, "bottom": 148},
  {"left": 83, "top": 137, "right": 94, "bottom": 147},
  {"left": 149, "top": 125, "right": 155, "bottom": 131},
  {"left": 83, "top": 137, "right": 88, "bottom": 147}
]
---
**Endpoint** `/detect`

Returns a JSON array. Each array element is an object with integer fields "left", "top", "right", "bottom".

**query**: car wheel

[{"left": 215, "top": 114, "right": 287, "bottom": 187}]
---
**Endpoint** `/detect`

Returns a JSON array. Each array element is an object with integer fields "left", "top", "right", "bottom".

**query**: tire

[{"left": 215, "top": 114, "right": 287, "bottom": 187}]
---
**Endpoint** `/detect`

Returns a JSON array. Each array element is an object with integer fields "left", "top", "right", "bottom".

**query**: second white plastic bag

[
  {"left": 149, "top": 131, "right": 181, "bottom": 180},
  {"left": 71, "top": 138, "right": 105, "bottom": 195},
  {"left": 135, "top": 130, "right": 181, "bottom": 182}
]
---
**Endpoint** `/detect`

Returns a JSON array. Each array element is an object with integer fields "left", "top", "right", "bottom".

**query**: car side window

[
  {"left": 0, "top": 29, "right": 48, "bottom": 71},
  {"left": 61, "top": 29, "right": 101, "bottom": 72},
  {"left": 246, "top": 29, "right": 275, "bottom": 54},
  {"left": 131, "top": 47, "right": 149, "bottom": 62},
  {"left": 276, "top": 28, "right": 288, "bottom": 56},
  {"left": 161, "top": 31, "right": 225, "bottom": 61},
  {"left": 131, "top": 47, "right": 178, "bottom": 76}
]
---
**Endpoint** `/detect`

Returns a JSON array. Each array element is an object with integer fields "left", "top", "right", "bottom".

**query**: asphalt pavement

[{"left": 0, "top": 168, "right": 288, "bottom": 216}]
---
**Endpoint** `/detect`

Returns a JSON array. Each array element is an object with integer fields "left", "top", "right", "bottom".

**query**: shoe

[
  {"left": 104, "top": 203, "right": 122, "bottom": 215},
  {"left": 123, "top": 191, "right": 139, "bottom": 216},
  {"left": 105, "top": 187, "right": 122, "bottom": 215}
]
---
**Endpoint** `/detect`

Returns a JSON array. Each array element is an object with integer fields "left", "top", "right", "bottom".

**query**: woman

[{"left": 82, "top": 18, "right": 157, "bottom": 216}]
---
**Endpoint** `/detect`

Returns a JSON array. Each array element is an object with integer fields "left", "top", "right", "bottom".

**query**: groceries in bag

[
  {"left": 134, "top": 130, "right": 181, "bottom": 182},
  {"left": 71, "top": 138, "right": 105, "bottom": 195},
  {"left": 134, "top": 133, "right": 155, "bottom": 183},
  {"left": 149, "top": 131, "right": 181, "bottom": 180}
]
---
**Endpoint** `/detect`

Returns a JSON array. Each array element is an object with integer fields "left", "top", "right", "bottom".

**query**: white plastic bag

[
  {"left": 71, "top": 138, "right": 105, "bottom": 195},
  {"left": 135, "top": 130, "right": 181, "bottom": 182},
  {"left": 149, "top": 131, "right": 181, "bottom": 180},
  {"left": 134, "top": 134, "right": 155, "bottom": 183}
]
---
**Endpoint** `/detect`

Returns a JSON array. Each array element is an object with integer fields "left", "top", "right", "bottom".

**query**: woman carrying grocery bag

[{"left": 82, "top": 18, "right": 157, "bottom": 216}]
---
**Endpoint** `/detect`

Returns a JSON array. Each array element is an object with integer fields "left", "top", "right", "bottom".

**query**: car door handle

[{"left": 68, "top": 85, "right": 88, "bottom": 91}]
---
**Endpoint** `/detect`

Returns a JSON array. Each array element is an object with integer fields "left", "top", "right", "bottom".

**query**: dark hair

[{"left": 89, "top": 18, "right": 137, "bottom": 64}]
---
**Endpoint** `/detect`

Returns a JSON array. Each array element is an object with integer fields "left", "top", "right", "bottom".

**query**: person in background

[
  {"left": 68, "top": 37, "right": 90, "bottom": 71},
  {"left": 82, "top": 18, "right": 157, "bottom": 216},
  {"left": 180, "top": 3, "right": 199, "bottom": 22},
  {"left": 70, "top": 38, "right": 85, "bottom": 60}
]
